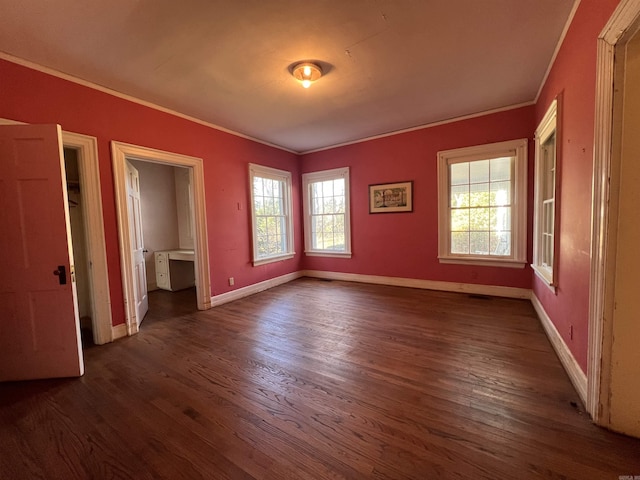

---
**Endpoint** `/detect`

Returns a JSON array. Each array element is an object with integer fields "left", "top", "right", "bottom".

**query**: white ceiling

[{"left": 0, "top": 0, "right": 576, "bottom": 153}]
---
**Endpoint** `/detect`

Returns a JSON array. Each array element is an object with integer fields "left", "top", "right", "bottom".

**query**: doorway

[
  {"left": 589, "top": 0, "right": 640, "bottom": 438},
  {"left": 111, "top": 141, "right": 211, "bottom": 337},
  {"left": 64, "top": 147, "right": 94, "bottom": 345},
  {"left": 0, "top": 119, "right": 113, "bottom": 346},
  {"left": 61, "top": 132, "right": 113, "bottom": 346},
  {"left": 605, "top": 23, "right": 640, "bottom": 437},
  {"left": 128, "top": 159, "right": 198, "bottom": 322},
  {"left": 0, "top": 124, "right": 110, "bottom": 380}
]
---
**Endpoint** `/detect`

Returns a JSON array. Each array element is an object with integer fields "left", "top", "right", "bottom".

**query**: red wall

[
  {"left": 533, "top": 0, "right": 620, "bottom": 372},
  {"left": 0, "top": 59, "right": 302, "bottom": 327},
  {"left": 301, "top": 106, "right": 535, "bottom": 289},
  {"left": 1, "top": 0, "right": 620, "bottom": 368}
]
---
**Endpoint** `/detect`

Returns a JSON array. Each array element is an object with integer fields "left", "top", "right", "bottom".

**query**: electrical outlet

[{"left": 228, "top": 277, "right": 234, "bottom": 286}]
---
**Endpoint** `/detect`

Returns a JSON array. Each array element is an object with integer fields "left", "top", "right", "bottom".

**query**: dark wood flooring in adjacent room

[{"left": 1, "top": 278, "right": 639, "bottom": 479}]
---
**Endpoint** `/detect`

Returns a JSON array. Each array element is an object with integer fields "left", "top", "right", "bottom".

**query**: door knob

[{"left": 53, "top": 265, "right": 67, "bottom": 285}]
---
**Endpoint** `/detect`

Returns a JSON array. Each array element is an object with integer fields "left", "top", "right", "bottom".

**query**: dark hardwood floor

[{"left": 1, "top": 278, "right": 639, "bottom": 479}]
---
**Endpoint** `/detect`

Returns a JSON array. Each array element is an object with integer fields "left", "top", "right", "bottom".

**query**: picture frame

[{"left": 369, "top": 181, "right": 413, "bottom": 213}]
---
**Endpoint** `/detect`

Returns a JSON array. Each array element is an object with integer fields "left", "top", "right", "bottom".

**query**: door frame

[
  {"left": 62, "top": 132, "right": 113, "bottom": 345},
  {"left": 111, "top": 141, "right": 211, "bottom": 336},
  {"left": 588, "top": 0, "right": 640, "bottom": 424},
  {"left": 0, "top": 118, "right": 113, "bottom": 345}
]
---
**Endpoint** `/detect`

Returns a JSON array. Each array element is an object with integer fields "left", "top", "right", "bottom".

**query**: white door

[
  {"left": 0, "top": 124, "right": 84, "bottom": 381},
  {"left": 126, "top": 160, "right": 148, "bottom": 327}
]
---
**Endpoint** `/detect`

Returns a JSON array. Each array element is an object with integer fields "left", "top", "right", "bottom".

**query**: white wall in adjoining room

[
  {"left": 130, "top": 160, "right": 180, "bottom": 291},
  {"left": 175, "top": 167, "right": 194, "bottom": 250}
]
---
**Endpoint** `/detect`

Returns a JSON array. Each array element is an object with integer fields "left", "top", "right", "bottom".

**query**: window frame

[
  {"left": 302, "top": 167, "right": 352, "bottom": 258},
  {"left": 532, "top": 99, "right": 559, "bottom": 288},
  {"left": 249, "top": 163, "right": 295, "bottom": 266},
  {"left": 437, "top": 138, "right": 528, "bottom": 268}
]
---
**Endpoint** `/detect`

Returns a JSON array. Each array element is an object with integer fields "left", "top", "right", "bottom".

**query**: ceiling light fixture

[{"left": 292, "top": 62, "right": 322, "bottom": 88}]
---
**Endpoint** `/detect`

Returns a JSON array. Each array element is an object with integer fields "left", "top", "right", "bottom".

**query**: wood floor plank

[{"left": 2, "top": 278, "right": 640, "bottom": 479}]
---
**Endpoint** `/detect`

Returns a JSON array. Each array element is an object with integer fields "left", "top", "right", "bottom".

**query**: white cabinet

[{"left": 155, "top": 250, "right": 195, "bottom": 291}]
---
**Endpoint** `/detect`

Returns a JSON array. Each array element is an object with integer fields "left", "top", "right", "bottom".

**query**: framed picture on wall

[{"left": 369, "top": 181, "right": 413, "bottom": 213}]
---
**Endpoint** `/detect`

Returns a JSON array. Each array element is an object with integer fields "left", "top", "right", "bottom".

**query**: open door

[
  {"left": 126, "top": 160, "right": 148, "bottom": 327},
  {"left": 0, "top": 124, "right": 84, "bottom": 381}
]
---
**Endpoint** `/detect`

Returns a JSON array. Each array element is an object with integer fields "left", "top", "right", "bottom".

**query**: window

[
  {"left": 249, "top": 164, "right": 294, "bottom": 266},
  {"left": 437, "top": 139, "right": 528, "bottom": 267},
  {"left": 302, "top": 167, "right": 351, "bottom": 257},
  {"left": 532, "top": 100, "right": 558, "bottom": 287}
]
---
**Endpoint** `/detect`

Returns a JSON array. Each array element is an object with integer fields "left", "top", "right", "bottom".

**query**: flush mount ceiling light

[{"left": 292, "top": 62, "right": 322, "bottom": 88}]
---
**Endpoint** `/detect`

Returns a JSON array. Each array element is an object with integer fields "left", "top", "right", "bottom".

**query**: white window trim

[
  {"left": 532, "top": 99, "right": 558, "bottom": 290},
  {"left": 249, "top": 163, "right": 295, "bottom": 266},
  {"left": 302, "top": 167, "right": 352, "bottom": 258},
  {"left": 437, "top": 138, "right": 528, "bottom": 268}
]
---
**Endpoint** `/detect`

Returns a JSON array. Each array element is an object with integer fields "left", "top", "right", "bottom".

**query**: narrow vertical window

[
  {"left": 249, "top": 164, "right": 294, "bottom": 266},
  {"left": 302, "top": 167, "right": 351, "bottom": 257},
  {"left": 533, "top": 99, "right": 559, "bottom": 287}
]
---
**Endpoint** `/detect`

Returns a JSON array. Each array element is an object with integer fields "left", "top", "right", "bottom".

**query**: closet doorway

[
  {"left": 61, "top": 132, "right": 112, "bottom": 346},
  {"left": 64, "top": 147, "right": 94, "bottom": 345},
  {"left": 1, "top": 117, "right": 113, "bottom": 348}
]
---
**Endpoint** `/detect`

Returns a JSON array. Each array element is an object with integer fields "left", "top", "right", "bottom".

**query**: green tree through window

[
  {"left": 437, "top": 138, "right": 528, "bottom": 267},
  {"left": 450, "top": 157, "right": 512, "bottom": 256},
  {"left": 249, "top": 164, "right": 294, "bottom": 265},
  {"left": 253, "top": 176, "right": 287, "bottom": 257},
  {"left": 302, "top": 167, "right": 352, "bottom": 257},
  {"left": 310, "top": 178, "right": 346, "bottom": 250}
]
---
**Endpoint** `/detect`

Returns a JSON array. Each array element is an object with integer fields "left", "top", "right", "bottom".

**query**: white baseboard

[
  {"left": 531, "top": 293, "right": 588, "bottom": 405},
  {"left": 112, "top": 323, "right": 128, "bottom": 341},
  {"left": 209, "top": 271, "right": 304, "bottom": 307},
  {"left": 301, "top": 270, "right": 531, "bottom": 299}
]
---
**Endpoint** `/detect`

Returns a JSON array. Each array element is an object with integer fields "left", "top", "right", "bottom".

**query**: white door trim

[
  {"left": 588, "top": 0, "right": 640, "bottom": 424},
  {"left": 111, "top": 141, "right": 211, "bottom": 335},
  {"left": 62, "top": 132, "right": 113, "bottom": 345},
  {"left": 1, "top": 118, "right": 113, "bottom": 345}
]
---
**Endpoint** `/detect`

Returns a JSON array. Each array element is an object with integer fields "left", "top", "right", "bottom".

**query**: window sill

[
  {"left": 253, "top": 253, "right": 295, "bottom": 267},
  {"left": 438, "top": 256, "right": 526, "bottom": 269},
  {"left": 532, "top": 264, "right": 557, "bottom": 293},
  {"left": 305, "top": 250, "right": 352, "bottom": 259}
]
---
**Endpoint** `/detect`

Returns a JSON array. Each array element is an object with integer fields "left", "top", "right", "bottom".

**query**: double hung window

[
  {"left": 249, "top": 164, "right": 294, "bottom": 265},
  {"left": 302, "top": 167, "right": 351, "bottom": 257},
  {"left": 437, "top": 139, "right": 528, "bottom": 267},
  {"left": 532, "top": 100, "right": 559, "bottom": 287}
]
